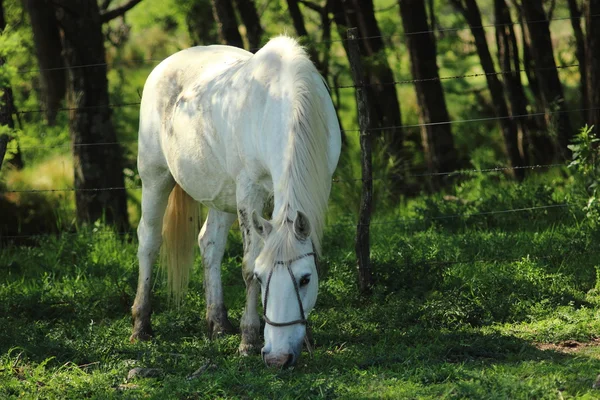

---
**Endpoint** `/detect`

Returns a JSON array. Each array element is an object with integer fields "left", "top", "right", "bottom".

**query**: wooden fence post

[{"left": 347, "top": 27, "right": 373, "bottom": 294}]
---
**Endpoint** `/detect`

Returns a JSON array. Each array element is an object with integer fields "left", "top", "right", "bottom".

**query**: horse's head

[{"left": 251, "top": 210, "right": 318, "bottom": 368}]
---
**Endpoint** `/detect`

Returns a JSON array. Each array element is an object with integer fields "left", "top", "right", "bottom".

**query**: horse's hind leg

[
  {"left": 130, "top": 170, "right": 175, "bottom": 341},
  {"left": 199, "top": 209, "right": 237, "bottom": 337}
]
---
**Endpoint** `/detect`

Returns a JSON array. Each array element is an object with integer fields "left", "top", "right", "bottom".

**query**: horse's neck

[{"left": 271, "top": 168, "right": 301, "bottom": 224}]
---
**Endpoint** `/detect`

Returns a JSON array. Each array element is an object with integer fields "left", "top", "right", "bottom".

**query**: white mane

[{"left": 259, "top": 37, "right": 332, "bottom": 257}]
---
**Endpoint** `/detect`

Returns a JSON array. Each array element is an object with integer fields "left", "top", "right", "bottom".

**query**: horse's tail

[{"left": 161, "top": 184, "right": 199, "bottom": 306}]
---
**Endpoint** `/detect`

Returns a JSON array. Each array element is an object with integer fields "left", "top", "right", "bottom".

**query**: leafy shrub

[{"left": 568, "top": 125, "right": 600, "bottom": 222}]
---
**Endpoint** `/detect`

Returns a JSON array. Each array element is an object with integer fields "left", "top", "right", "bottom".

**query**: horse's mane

[{"left": 256, "top": 36, "right": 332, "bottom": 259}]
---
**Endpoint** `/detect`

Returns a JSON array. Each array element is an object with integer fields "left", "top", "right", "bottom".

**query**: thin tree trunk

[
  {"left": 234, "top": 0, "right": 263, "bottom": 50},
  {"left": 451, "top": 0, "right": 524, "bottom": 180},
  {"left": 185, "top": 0, "right": 219, "bottom": 46},
  {"left": 515, "top": 3, "right": 554, "bottom": 164},
  {"left": 585, "top": 0, "right": 600, "bottom": 131},
  {"left": 399, "top": 0, "right": 457, "bottom": 184},
  {"left": 0, "top": 5, "right": 11, "bottom": 171},
  {"left": 521, "top": 0, "right": 572, "bottom": 159},
  {"left": 332, "top": 0, "right": 404, "bottom": 196},
  {"left": 520, "top": 13, "right": 544, "bottom": 114},
  {"left": 51, "top": 0, "right": 130, "bottom": 230},
  {"left": 211, "top": 0, "right": 244, "bottom": 48},
  {"left": 320, "top": 0, "right": 334, "bottom": 79},
  {"left": 285, "top": 0, "right": 325, "bottom": 73},
  {"left": 0, "top": 0, "right": 22, "bottom": 170},
  {"left": 287, "top": 0, "right": 309, "bottom": 37},
  {"left": 494, "top": 0, "right": 530, "bottom": 165},
  {"left": 567, "top": 0, "right": 588, "bottom": 119},
  {"left": 23, "top": 0, "right": 65, "bottom": 126}
]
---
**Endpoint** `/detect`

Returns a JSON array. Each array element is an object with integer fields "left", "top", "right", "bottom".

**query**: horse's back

[
  {"left": 137, "top": 45, "right": 252, "bottom": 174},
  {"left": 140, "top": 45, "right": 252, "bottom": 126}
]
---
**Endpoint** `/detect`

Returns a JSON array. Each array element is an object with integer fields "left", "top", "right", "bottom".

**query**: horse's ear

[
  {"left": 293, "top": 211, "right": 311, "bottom": 241},
  {"left": 251, "top": 210, "right": 272, "bottom": 239}
]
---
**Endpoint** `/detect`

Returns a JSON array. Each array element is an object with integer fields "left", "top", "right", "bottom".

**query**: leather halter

[{"left": 262, "top": 252, "right": 316, "bottom": 327}]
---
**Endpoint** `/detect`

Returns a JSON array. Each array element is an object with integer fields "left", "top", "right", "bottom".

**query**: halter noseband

[{"left": 262, "top": 252, "right": 316, "bottom": 327}]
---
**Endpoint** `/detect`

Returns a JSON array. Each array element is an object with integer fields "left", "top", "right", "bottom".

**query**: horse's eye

[{"left": 299, "top": 275, "right": 310, "bottom": 287}]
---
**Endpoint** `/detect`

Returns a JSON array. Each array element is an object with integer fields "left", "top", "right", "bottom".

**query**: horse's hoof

[
  {"left": 239, "top": 342, "right": 260, "bottom": 356},
  {"left": 129, "top": 330, "right": 153, "bottom": 343},
  {"left": 209, "top": 319, "right": 237, "bottom": 339}
]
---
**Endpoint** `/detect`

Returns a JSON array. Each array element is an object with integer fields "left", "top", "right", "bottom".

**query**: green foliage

[{"left": 568, "top": 125, "right": 600, "bottom": 222}]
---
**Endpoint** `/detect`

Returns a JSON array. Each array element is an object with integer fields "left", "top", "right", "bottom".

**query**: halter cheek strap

[{"left": 262, "top": 252, "right": 315, "bottom": 327}]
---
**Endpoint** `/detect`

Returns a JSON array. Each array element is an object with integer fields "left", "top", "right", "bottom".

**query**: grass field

[{"left": 2, "top": 171, "right": 600, "bottom": 399}]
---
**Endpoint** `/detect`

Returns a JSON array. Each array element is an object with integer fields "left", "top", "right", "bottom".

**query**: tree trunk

[
  {"left": 211, "top": 0, "right": 244, "bottom": 48},
  {"left": 514, "top": 3, "right": 553, "bottom": 164},
  {"left": 0, "top": 0, "right": 14, "bottom": 133},
  {"left": 287, "top": 0, "right": 309, "bottom": 37},
  {"left": 234, "top": 0, "right": 262, "bottom": 50},
  {"left": 494, "top": 0, "right": 530, "bottom": 166},
  {"left": 567, "top": 0, "right": 588, "bottom": 120},
  {"left": 332, "top": 0, "right": 404, "bottom": 195},
  {"left": 185, "top": 0, "right": 219, "bottom": 46},
  {"left": 0, "top": 0, "right": 22, "bottom": 170},
  {"left": 521, "top": 0, "right": 572, "bottom": 159},
  {"left": 399, "top": 0, "right": 457, "bottom": 183},
  {"left": 285, "top": 0, "right": 324, "bottom": 72},
  {"left": 585, "top": 0, "right": 600, "bottom": 132},
  {"left": 23, "top": 0, "right": 65, "bottom": 126},
  {"left": 452, "top": 0, "right": 524, "bottom": 180},
  {"left": 51, "top": 0, "right": 130, "bottom": 230}
]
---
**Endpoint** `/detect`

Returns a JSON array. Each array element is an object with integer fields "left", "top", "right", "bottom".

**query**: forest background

[{"left": 1, "top": 0, "right": 597, "bottom": 233}]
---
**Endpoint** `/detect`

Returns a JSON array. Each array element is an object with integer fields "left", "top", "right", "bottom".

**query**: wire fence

[
  {"left": 3, "top": 63, "right": 581, "bottom": 119},
  {"left": 1, "top": 19, "right": 585, "bottom": 162},
  {"left": 0, "top": 21, "right": 592, "bottom": 275},
  {"left": 3, "top": 102, "right": 592, "bottom": 151}
]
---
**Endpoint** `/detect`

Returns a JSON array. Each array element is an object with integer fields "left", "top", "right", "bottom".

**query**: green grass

[{"left": 2, "top": 173, "right": 600, "bottom": 399}]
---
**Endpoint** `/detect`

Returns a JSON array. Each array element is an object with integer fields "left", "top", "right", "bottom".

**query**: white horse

[{"left": 130, "top": 36, "right": 341, "bottom": 368}]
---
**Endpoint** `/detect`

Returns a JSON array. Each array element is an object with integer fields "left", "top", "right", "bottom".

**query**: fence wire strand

[{"left": 342, "top": 106, "right": 600, "bottom": 133}]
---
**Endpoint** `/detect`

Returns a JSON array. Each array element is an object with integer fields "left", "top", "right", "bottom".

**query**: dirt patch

[{"left": 536, "top": 338, "right": 600, "bottom": 354}]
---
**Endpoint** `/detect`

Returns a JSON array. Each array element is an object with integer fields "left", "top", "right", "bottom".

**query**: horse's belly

[
  {"left": 181, "top": 170, "right": 237, "bottom": 213},
  {"left": 168, "top": 148, "right": 238, "bottom": 214},
  {"left": 193, "top": 182, "right": 237, "bottom": 213}
]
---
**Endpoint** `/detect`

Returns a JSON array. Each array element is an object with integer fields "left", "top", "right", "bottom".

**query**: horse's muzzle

[{"left": 262, "top": 349, "right": 296, "bottom": 368}]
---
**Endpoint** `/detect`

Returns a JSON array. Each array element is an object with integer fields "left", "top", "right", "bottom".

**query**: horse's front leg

[
  {"left": 199, "top": 209, "right": 237, "bottom": 337},
  {"left": 236, "top": 178, "right": 266, "bottom": 355}
]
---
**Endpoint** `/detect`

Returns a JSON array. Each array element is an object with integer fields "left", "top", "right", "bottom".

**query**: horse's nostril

[{"left": 283, "top": 353, "right": 294, "bottom": 368}]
